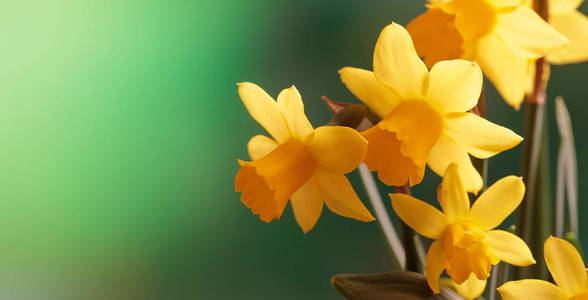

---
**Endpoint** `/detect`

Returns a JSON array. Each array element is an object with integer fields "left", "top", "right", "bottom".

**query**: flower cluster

[{"left": 234, "top": 0, "right": 588, "bottom": 298}]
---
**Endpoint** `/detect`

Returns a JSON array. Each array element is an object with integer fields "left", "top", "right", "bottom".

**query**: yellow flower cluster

[{"left": 234, "top": 0, "right": 588, "bottom": 298}]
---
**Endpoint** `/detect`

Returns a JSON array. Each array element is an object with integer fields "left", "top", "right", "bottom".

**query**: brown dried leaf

[{"left": 331, "top": 271, "right": 463, "bottom": 300}]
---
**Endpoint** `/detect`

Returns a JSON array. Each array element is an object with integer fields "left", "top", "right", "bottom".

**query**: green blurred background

[{"left": 0, "top": 0, "right": 586, "bottom": 299}]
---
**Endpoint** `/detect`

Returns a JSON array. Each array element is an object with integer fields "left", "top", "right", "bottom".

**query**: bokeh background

[{"left": 0, "top": 0, "right": 587, "bottom": 299}]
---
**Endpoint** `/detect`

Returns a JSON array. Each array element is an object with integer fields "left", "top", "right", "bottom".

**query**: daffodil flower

[
  {"left": 407, "top": 0, "right": 569, "bottom": 109},
  {"left": 390, "top": 164, "right": 535, "bottom": 293},
  {"left": 499, "top": 236, "right": 588, "bottom": 300},
  {"left": 234, "top": 83, "right": 375, "bottom": 233},
  {"left": 340, "top": 23, "right": 522, "bottom": 193}
]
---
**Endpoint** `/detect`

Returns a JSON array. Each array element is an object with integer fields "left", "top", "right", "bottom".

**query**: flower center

[
  {"left": 443, "top": 0, "right": 498, "bottom": 46},
  {"left": 235, "top": 139, "right": 317, "bottom": 222},
  {"left": 378, "top": 100, "right": 443, "bottom": 168},
  {"left": 442, "top": 221, "right": 499, "bottom": 284}
]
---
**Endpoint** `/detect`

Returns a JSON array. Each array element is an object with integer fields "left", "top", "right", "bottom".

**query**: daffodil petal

[
  {"left": 489, "top": 0, "right": 522, "bottom": 7},
  {"left": 550, "top": 0, "right": 583, "bottom": 14},
  {"left": 277, "top": 85, "right": 314, "bottom": 142},
  {"left": 427, "top": 60, "right": 482, "bottom": 113},
  {"left": 338, "top": 67, "right": 401, "bottom": 118},
  {"left": 469, "top": 176, "right": 525, "bottom": 230},
  {"left": 486, "top": 230, "right": 535, "bottom": 266},
  {"left": 441, "top": 0, "right": 497, "bottom": 44},
  {"left": 390, "top": 193, "right": 449, "bottom": 239},
  {"left": 496, "top": 6, "right": 569, "bottom": 59},
  {"left": 425, "top": 240, "right": 445, "bottom": 293},
  {"left": 428, "top": 135, "right": 483, "bottom": 194},
  {"left": 452, "top": 274, "right": 487, "bottom": 300},
  {"left": 498, "top": 279, "right": 567, "bottom": 300},
  {"left": 309, "top": 126, "right": 367, "bottom": 174},
  {"left": 440, "top": 164, "right": 470, "bottom": 222},
  {"left": 247, "top": 135, "right": 278, "bottom": 160},
  {"left": 407, "top": 7, "right": 465, "bottom": 69},
  {"left": 475, "top": 32, "right": 528, "bottom": 109},
  {"left": 544, "top": 236, "right": 588, "bottom": 296},
  {"left": 291, "top": 177, "right": 324, "bottom": 233},
  {"left": 313, "top": 168, "right": 375, "bottom": 222},
  {"left": 373, "top": 23, "right": 429, "bottom": 99},
  {"left": 238, "top": 82, "right": 291, "bottom": 143},
  {"left": 548, "top": 10, "right": 588, "bottom": 65},
  {"left": 444, "top": 112, "right": 523, "bottom": 159}
]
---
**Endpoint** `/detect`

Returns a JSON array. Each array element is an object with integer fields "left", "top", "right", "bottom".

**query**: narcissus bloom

[
  {"left": 499, "top": 236, "right": 588, "bottom": 300},
  {"left": 407, "top": 0, "right": 569, "bottom": 108},
  {"left": 235, "top": 82, "right": 375, "bottom": 233},
  {"left": 390, "top": 164, "right": 535, "bottom": 293},
  {"left": 524, "top": 0, "right": 588, "bottom": 64},
  {"left": 340, "top": 23, "right": 522, "bottom": 193}
]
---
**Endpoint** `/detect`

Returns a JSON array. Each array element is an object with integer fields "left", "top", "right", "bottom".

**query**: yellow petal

[
  {"left": 469, "top": 176, "right": 525, "bottom": 230},
  {"left": 544, "top": 236, "right": 588, "bottom": 296},
  {"left": 427, "top": 60, "right": 482, "bottom": 113},
  {"left": 379, "top": 100, "right": 443, "bottom": 167},
  {"left": 444, "top": 112, "right": 523, "bottom": 159},
  {"left": 247, "top": 135, "right": 278, "bottom": 160},
  {"left": 498, "top": 279, "right": 567, "bottom": 300},
  {"left": 489, "top": 0, "right": 523, "bottom": 7},
  {"left": 407, "top": 7, "right": 464, "bottom": 69},
  {"left": 475, "top": 32, "right": 528, "bottom": 109},
  {"left": 450, "top": 274, "right": 487, "bottom": 300},
  {"left": 548, "top": 10, "right": 588, "bottom": 65},
  {"left": 309, "top": 126, "right": 367, "bottom": 174},
  {"left": 495, "top": 6, "right": 569, "bottom": 59},
  {"left": 277, "top": 85, "right": 314, "bottom": 142},
  {"left": 440, "top": 164, "right": 470, "bottom": 222},
  {"left": 550, "top": 0, "right": 583, "bottom": 14},
  {"left": 338, "top": 67, "right": 401, "bottom": 118},
  {"left": 425, "top": 240, "right": 445, "bottom": 293},
  {"left": 362, "top": 125, "right": 426, "bottom": 187},
  {"left": 428, "top": 135, "right": 483, "bottom": 194},
  {"left": 313, "top": 168, "right": 375, "bottom": 222},
  {"left": 291, "top": 177, "right": 324, "bottom": 233},
  {"left": 442, "top": 0, "right": 498, "bottom": 45},
  {"left": 390, "top": 193, "right": 449, "bottom": 239},
  {"left": 373, "top": 23, "right": 429, "bottom": 99},
  {"left": 237, "top": 82, "right": 291, "bottom": 143},
  {"left": 486, "top": 230, "right": 536, "bottom": 266}
]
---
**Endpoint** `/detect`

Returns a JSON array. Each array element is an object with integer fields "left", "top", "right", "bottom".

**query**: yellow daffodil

[
  {"left": 234, "top": 82, "right": 375, "bottom": 233},
  {"left": 390, "top": 164, "right": 535, "bottom": 293},
  {"left": 407, "top": 0, "right": 569, "bottom": 109},
  {"left": 441, "top": 274, "right": 487, "bottom": 300},
  {"left": 339, "top": 23, "right": 522, "bottom": 193},
  {"left": 522, "top": 0, "right": 588, "bottom": 64},
  {"left": 499, "top": 236, "right": 588, "bottom": 300}
]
